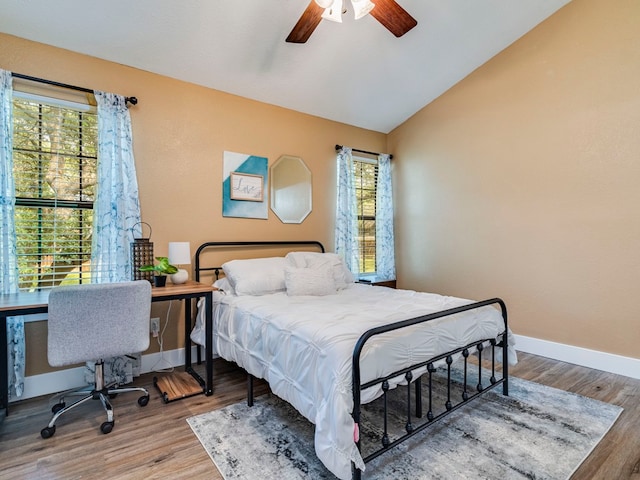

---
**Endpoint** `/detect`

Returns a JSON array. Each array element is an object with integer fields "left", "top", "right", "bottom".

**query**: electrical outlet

[{"left": 150, "top": 318, "right": 160, "bottom": 337}]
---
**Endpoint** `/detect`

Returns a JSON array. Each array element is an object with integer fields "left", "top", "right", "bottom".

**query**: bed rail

[{"left": 351, "top": 298, "right": 509, "bottom": 480}]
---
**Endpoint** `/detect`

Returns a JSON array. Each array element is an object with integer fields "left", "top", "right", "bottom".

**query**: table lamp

[{"left": 168, "top": 242, "right": 191, "bottom": 284}]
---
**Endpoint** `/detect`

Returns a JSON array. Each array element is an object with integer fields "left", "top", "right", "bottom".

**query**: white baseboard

[
  {"left": 15, "top": 346, "right": 202, "bottom": 403},
  {"left": 514, "top": 334, "right": 640, "bottom": 380},
  {"left": 14, "top": 336, "right": 640, "bottom": 403}
]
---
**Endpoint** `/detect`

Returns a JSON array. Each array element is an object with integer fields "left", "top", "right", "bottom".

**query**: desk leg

[
  {"left": 182, "top": 297, "right": 206, "bottom": 394},
  {"left": 1, "top": 315, "right": 8, "bottom": 417},
  {"left": 205, "top": 291, "right": 213, "bottom": 396},
  {"left": 183, "top": 297, "right": 208, "bottom": 393},
  {"left": 184, "top": 298, "right": 192, "bottom": 369}
]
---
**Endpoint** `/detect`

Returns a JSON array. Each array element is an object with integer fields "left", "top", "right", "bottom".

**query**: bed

[{"left": 192, "top": 241, "right": 517, "bottom": 480}]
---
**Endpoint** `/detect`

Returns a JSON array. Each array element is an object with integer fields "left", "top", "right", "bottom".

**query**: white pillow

[
  {"left": 285, "top": 265, "right": 337, "bottom": 296},
  {"left": 213, "top": 277, "right": 235, "bottom": 295},
  {"left": 222, "top": 257, "right": 287, "bottom": 296},
  {"left": 285, "top": 252, "right": 354, "bottom": 290}
]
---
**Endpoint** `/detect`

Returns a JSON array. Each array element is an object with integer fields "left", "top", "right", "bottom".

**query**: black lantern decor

[{"left": 131, "top": 222, "right": 154, "bottom": 283}]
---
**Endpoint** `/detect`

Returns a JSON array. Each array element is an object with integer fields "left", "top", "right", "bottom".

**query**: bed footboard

[{"left": 351, "top": 298, "right": 509, "bottom": 480}]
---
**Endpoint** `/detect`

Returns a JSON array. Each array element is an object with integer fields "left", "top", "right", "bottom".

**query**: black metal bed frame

[
  {"left": 350, "top": 298, "right": 508, "bottom": 479},
  {"left": 194, "top": 241, "right": 509, "bottom": 480}
]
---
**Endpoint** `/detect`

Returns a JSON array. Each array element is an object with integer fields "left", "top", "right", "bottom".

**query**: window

[
  {"left": 353, "top": 156, "right": 378, "bottom": 274},
  {"left": 12, "top": 92, "right": 98, "bottom": 291}
]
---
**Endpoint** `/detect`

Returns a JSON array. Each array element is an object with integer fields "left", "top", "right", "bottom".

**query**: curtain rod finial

[{"left": 125, "top": 96, "right": 138, "bottom": 106}]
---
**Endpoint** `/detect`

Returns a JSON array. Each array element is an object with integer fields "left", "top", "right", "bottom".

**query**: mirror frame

[{"left": 270, "top": 155, "right": 312, "bottom": 224}]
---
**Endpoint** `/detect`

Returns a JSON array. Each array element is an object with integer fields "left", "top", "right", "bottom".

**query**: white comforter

[{"left": 196, "top": 284, "right": 517, "bottom": 480}]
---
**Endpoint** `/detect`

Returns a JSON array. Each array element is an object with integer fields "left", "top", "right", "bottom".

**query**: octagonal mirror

[{"left": 270, "top": 155, "right": 312, "bottom": 224}]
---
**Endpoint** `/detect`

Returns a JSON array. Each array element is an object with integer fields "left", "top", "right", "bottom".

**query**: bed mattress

[{"left": 196, "top": 284, "right": 517, "bottom": 479}]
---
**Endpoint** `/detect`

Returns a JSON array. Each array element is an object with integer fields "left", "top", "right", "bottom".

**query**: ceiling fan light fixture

[
  {"left": 314, "top": 0, "right": 333, "bottom": 8},
  {"left": 350, "top": 0, "right": 375, "bottom": 20},
  {"left": 321, "top": 0, "right": 344, "bottom": 23}
]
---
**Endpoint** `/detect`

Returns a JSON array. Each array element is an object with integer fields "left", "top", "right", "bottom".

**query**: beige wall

[
  {"left": 0, "top": 33, "right": 386, "bottom": 375},
  {"left": 389, "top": 0, "right": 640, "bottom": 359}
]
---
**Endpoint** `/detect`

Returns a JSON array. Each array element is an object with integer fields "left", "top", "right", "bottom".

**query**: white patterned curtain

[
  {"left": 0, "top": 69, "right": 25, "bottom": 399},
  {"left": 375, "top": 153, "right": 396, "bottom": 280},
  {"left": 334, "top": 147, "right": 360, "bottom": 276},
  {"left": 90, "top": 90, "right": 142, "bottom": 385},
  {"left": 92, "top": 91, "right": 141, "bottom": 284}
]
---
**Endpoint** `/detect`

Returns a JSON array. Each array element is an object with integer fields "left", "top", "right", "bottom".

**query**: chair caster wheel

[
  {"left": 138, "top": 395, "right": 149, "bottom": 407},
  {"left": 100, "top": 421, "right": 114, "bottom": 434},
  {"left": 52, "top": 402, "right": 65, "bottom": 414},
  {"left": 41, "top": 426, "right": 56, "bottom": 439}
]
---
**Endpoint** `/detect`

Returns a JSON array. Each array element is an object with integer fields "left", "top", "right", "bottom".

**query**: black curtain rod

[
  {"left": 335, "top": 144, "right": 392, "bottom": 160},
  {"left": 11, "top": 72, "right": 138, "bottom": 106}
]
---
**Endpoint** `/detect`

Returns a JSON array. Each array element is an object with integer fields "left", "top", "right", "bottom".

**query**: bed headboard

[{"left": 194, "top": 240, "right": 325, "bottom": 283}]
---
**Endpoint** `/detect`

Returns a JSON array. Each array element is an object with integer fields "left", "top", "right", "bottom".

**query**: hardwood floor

[{"left": 1, "top": 353, "right": 638, "bottom": 479}]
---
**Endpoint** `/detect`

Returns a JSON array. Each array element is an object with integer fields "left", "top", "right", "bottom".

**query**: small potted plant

[{"left": 139, "top": 256, "right": 178, "bottom": 287}]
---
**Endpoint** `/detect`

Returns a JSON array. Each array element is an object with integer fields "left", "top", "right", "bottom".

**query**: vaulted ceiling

[{"left": 0, "top": 0, "right": 571, "bottom": 133}]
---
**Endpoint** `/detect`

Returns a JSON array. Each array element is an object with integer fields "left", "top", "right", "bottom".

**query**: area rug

[{"left": 187, "top": 368, "right": 622, "bottom": 480}]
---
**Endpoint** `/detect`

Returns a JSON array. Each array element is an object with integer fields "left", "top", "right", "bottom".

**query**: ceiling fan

[{"left": 286, "top": 0, "right": 417, "bottom": 44}]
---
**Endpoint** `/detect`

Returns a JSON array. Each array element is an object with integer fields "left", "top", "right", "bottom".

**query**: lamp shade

[
  {"left": 351, "top": 0, "right": 375, "bottom": 19},
  {"left": 321, "top": 0, "right": 343, "bottom": 23},
  {"left": 168, "top": 242, "right": 191, "bottom": 265}
]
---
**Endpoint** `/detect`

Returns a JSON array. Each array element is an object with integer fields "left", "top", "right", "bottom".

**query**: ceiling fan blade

[
  {"left": 286, "top": 1, "right": 325, "bottom": 43},
  {"left": 370, "top": 0, "right": 417, "bottom": 38}
]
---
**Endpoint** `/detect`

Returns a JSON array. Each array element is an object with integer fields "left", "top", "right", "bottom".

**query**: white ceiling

[{"left": 0, "top": 0, "right": 571, "bottom": 133}]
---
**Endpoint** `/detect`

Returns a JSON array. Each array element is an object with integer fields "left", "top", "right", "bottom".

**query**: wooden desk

[{"left": 0, "top": 280, "right": 214, "bottom": 417}]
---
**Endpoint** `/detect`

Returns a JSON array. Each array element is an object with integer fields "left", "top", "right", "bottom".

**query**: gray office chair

[{"left": 41, "top": 280, "right": 152, "bottom": 439}]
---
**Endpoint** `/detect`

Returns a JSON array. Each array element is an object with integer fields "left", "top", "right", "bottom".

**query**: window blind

[
  {"left": 12, "top": 94, "right": 98, "bottom": 290},
  {"left": 353, "top": 157, "right": 378, "bottom": 273}
]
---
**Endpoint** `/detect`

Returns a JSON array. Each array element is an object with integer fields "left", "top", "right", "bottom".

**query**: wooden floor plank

[{"left": 1, "top": 354, "right": 638, "bottom": 479}]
